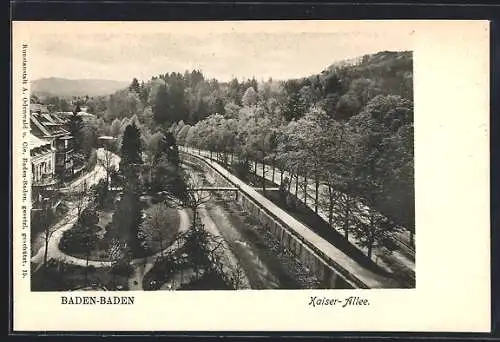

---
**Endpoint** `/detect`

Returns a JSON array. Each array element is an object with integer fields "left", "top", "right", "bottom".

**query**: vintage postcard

[{"left": 11, "top": 20, "right": 490, "bottom": 332}]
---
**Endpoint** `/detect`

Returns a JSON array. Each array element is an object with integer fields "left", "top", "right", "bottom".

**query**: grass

[
  {"left": 144, "top": 254, "right": 231, "bottom": 291},
  {"left": 226, "top": 165, "right": 276, "bottom": 189},
  {"left": 142, "top": 252, "right": 188, "bottom": 291},
  {"left": 261, "top": 190, "right": 394, "bottom": 278},
  {"left": 177, "top": 271, "right": 231, "bottom": 290},
  {"left": 60, "top": 202, "right": 181, "bottom": 262},
  {"left": 31, "top": 260, "right": 129, "bottom": 291},
  {"left": 216, "top": 199, "right": 322, "bottom": 289},
  {"left": 59, "top": 225, "right": 113, "bottom": 261},
  {"left": 140, "top": 206, "right": 180, "bottom": 255}
]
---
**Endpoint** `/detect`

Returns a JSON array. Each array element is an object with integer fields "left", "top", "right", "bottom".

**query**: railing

[
  {"left": 32, "top": 174, "right": 58, "bottom": 187},
  {"left": 182, "top": 145, "right": 415, "bottom": 255},
  {"left": 180, "top": 149, "right": 371, "bottom": 289}
]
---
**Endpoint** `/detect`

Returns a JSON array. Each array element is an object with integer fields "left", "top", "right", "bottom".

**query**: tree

[
  {"left": 214, "top": 98, "right": 225, "bottom": 116},
  {"left": 99, "top": 148, "right": 116, "bottom": 187},
  {"left": 335, "top": 93, "right": 361, "bottom": 121},
  {"left": 242, "top": 86, "right": 258, "bottom": 107},
  {"left": 58, "top": 205, "right": 99, "bottom": 280},
  {"left": 181, "top": 221, "right": 212, "bottom": 279},
  {"left": 93, "top": 179, "right": 109, "bottom": 209},
  {"left": 168, "top": 75, "right": 188, "bottom": 122},
  {"left": 151, "top": 154, "right": 183, "bottom": 194},
  {"left": 71, "top": 179, "right": 91, "bottom": 218},
  {"left": 356, "top": 95, "right": 414, "bottom": 245},
  {"left": 129, "top": 77, "right": 141, "bottom": 93},
  {"left": 138, "top": 203, "right": 176, "bottom": 257},
  {"left": 176, "top": 124, "right": 191, "bottom": 145},
  {"left": 108, "top": 238, "right": 132, "bottom": 283},
  {"left": 353, "top": 207, "right": 399, "bottom": 259},
  {"left": 380, "top": 123, "right": 414, "bottom": 244},
  {"left": 104, "top": 89, "right": 143, "bottom": 121},
  {"left": 192, "top": 99, "right": 209, "bottom": 123},
  {"left": 119, "top": 122, "right": 143, "bottom": 177},
  {"left": 36, "top": 200, "right": 56, "bottom": 268},
  {"left": 110, "top": 188, "right": 143, "bottom": 257},
  {"left": 283, "top": 91, "right": 306, "bottom": 122},
  {"left": 81, "top": 124, "right": 98, "bottom": 157},
  {"left": 227, "top": 78, "right": 242, "bottom": 105},
  {"left": 152, "top": 83, "right": 171, "bottom": 125},
  {"left": 165, "top": 171, "right": 209, "bottom": 230},
  {"left": 346, "top": 95, "right": 413, "bottom": 257},
  {"left": 160, "top": 132, "right": 180, "bottom": 168},
  {"left": 239, "top": 113, "right": 276, "bottom": 193},
  {"left": 68, "top": 105, "right": 84, "bottom": 153},
  {"left": 228, "top": 263, "right": 246, "bottom": 290},
  {"left": 108, "top": 238, "right": 128, "bottom": 262},
  {"left": 223, "top": 102, "right": 241, "bottom": 119},
  {"left": 276, "top": 109, "right": 327, "bottom": 213},
  {"left": 79, "top": 206, "right": 99, "bottom": 229},
  {"left": 109, "top": 118, "right": 122, "bottom": 137}
]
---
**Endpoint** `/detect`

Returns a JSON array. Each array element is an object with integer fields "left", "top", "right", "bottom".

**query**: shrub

[
  {"left": 59, "top": 222, "right": 99, "bottom": 255},
  {"left": 111, "top": 260, "right": 134, "bottom": 277}
]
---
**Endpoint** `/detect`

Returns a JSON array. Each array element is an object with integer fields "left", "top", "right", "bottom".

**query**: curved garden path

[
  {"left": 31, "top": 209, "right": 190, "bottom": 283},
  {"left": 128, "top": 209, "right": 190, "bottom": 290}
]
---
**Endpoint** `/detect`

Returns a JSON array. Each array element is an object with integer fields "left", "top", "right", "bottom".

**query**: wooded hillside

[{"left": 40, "top": 50, "right": 414, "bottom": 251}]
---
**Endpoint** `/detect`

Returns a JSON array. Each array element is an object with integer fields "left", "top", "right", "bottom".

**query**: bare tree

[
  {"left": 165, "top": 170, "right": 211, "bottom": 229},
  {"left": 71, "top": 179, "right": 90, "bottom": 218},
  {"left": 229, "top": 263, "right": 246, "bottom": 290},
  {"left": 37, "top": 199, "right": 56, "bottom": 268},
  {"left": 98, "top": 148, "right": 116, "bottom": 187},
  {"left": 138, "top": 203, "right": 176, "bottom": 258}
]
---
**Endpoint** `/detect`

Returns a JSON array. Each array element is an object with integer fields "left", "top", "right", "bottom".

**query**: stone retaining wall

[{"left": 181, "top": 152, "right": 356, "bottom": 289}]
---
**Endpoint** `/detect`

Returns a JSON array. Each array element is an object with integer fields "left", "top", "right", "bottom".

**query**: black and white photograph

[
  {"left": 11, "top": 19, "right": 492, "bottom": 333},
  {"left": 25, "top": 22, "right": 416, "bottom": 292}
]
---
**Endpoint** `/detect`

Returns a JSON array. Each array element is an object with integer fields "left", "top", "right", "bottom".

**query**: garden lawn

[{"left": 31, "top": 260, "right": 129, "bottom": 291}]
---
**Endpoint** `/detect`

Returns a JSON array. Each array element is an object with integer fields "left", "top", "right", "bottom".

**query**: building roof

[
  {"left": 30, "top": 133, "right": 51, "bottom": 149},
  {"left": 30, "top": 103, "right": 49, "bottom": 114},
  {"left": 31, "top": 113, "right": 71, "bottom": 138},
  {"left": 49, "top": 112, "right": 69, "bottom": 124}
]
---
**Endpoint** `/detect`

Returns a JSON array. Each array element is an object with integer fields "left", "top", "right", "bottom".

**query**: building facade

[
  {"left": 30, "top": 112, "right": 74, "bottom": 180},
  {"left": 30, "top": 133, "right": 57, "bottom": 206}
]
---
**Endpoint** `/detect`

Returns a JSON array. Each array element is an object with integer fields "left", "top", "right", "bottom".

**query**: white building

[{"left": 30, "top": 133, "right": 57, "bottom": 205}]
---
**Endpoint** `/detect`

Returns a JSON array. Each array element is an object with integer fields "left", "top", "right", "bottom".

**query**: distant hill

[
  {"left": 313, "top": 50, "right": 413, "bottom": 100},
  {"left": 296, "top": 51, "right": 413, "bottom": 99},
  {"left": 326, "top": 50, "right": 412, "bottom": 71},
  {"left": 31, "top": 77, "right": 129, "bottom": 98}
]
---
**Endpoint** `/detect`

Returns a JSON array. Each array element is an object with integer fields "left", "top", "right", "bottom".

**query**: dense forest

[{"left": 35, "top": 50, "right": 414, "bottom": 250}]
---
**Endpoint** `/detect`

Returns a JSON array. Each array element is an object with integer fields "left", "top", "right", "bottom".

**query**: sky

[{"left": 24, "top": 21, "right": 414, "bottom": 83}]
